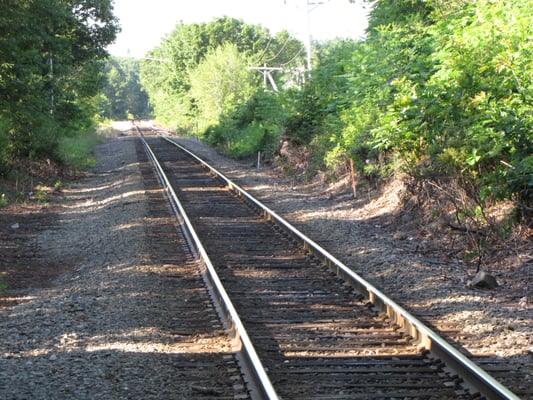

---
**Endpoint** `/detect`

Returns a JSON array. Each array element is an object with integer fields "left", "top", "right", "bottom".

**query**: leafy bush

[
  {"left": 422, "top": 0, "right": 533, "bottom": 207},
  {"left": 190, "top": 43, "right": 255, "bottom": 132},
  {"left": 0, "top": 275, "right": 8, "bottom": 290},
  {"left": 314, "top": 0, "right": 533, "bottom": 210},
  {"left": 231, "top": 91, "right": 286, "bottom": 156},
  {"left": 284, "top": 39, "right": 357, "bottom": 145},
  {"left": 202, "top": 124, "right": 226, "bottom": 146},
  {"left": 228, "top": 121, "right": 282, "bottom": 159},
  {"left": 0, "top": 117, "right": 11, "bottom": 176}
]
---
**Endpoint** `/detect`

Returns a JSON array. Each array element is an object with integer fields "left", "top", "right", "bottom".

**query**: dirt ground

[{"left": 0, "top": 131, "right": 244, "bottom": 399}]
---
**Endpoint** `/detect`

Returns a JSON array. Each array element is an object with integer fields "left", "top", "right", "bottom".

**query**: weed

[
  {"left": 0, "top": 275, "right": 8, "bottom": 291},
  {"left": 58, "top": 132, "right": 104, "bottom": 169},
  {"left": 32, "top": 190, "right": 48, "bottom": 203},
  {"left": 0, "top": 193, "right": 7, "bottom": 208}
]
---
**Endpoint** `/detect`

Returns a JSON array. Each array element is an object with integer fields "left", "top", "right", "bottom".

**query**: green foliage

[
  {"left": 0, "top": 275, "right": 8, "bottom": 291},
  {"left": 0, "top": 193, "right": 7, "bottom": 208},
  {"left": 227, "top": 122, "right": 271, "bottom": 159},
  {"left": 284, "top": 39, "right": 357, "bottom": 147},
  {"left": 204, "top": 89, "right": 286, "bottom": 159},
  {"left": 139, "top": 0, "right": 532, "bottom": 214},
  {"left": 330, "top": 0, "right": 532, "bottom": 209},
  {"left": 0, "top": 116, "right": 11, "bottom": 175},
  {"left": 103, "top": 57, "right": 151, "bottom": 120},
  {"left": 0, "top": 0, "right": 119, "bottom": 167},
  {"left": 141, "top": 17, "right": 267, "bottom": 130},
  {"left": 190, "top": 43, "right": 255, "bottom": 132},
  {"left": 140, "top": 17, "right": 304, "bottom": 132},
  {"left": 423, "top": 0, "right": 533, "bottom": 206},
  {"left": 235, "top": 91, "right": 286, "bottom": 131},
  {"left": 57, "top": 132, "right": 103, "bottom": 169},
  {"left": 365, "top": 0, "right": 433, "bottom": 32},
  {"left": 7, "top": 106, "right": 59, "bottom": 160}
]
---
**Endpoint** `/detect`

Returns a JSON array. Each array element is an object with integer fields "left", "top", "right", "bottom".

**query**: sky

[{"left": 107, "top": 0, "right": 369, "bottom": 58}]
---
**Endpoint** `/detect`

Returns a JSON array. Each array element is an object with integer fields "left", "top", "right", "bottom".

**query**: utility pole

[
  {"left": 48, "top": 52, "right": 54, "bottom": 114},
  {"left": 249, "top": 65, "right": 282, "bottom": 92},
  {"left": 305, "top": 0, "right": 330, "bottom": 71},
  {"left": 305, "top": 0, "right": 312, "bottom": 71}
]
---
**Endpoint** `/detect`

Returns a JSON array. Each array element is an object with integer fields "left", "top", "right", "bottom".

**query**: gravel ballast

[
  {"left": 0, "top": 122, "right": 531, "bottom": 398},
  {"left": 0, "top": 133, "right": 244, "bottom": 399}
]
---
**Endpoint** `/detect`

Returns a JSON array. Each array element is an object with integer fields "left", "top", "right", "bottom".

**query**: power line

[
  {"left": 251, "top": 37, "right": 273, "bottom": 65},
  {"left": 280, "top": 45, "right": 305, "bottom": 67},
  {"left": 264, "top": 38, "right": 290, "bottom": 63}
]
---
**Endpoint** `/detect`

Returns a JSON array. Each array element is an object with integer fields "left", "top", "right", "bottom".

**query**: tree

[
  {"left": 103, "top": 57, "right": 151, "bottom": 120},
  {"left": 0, "top": 0, "right": 119, "bottom": 162},
  {"left": 140, "top": 17, "right": 304, "bottom": 130},
  {"left": 424, "top": 0, "right": 533, "bottom": 206},
  {"left": 365, "top": 0, "right": 433, "bottom": 31},
  {"left": 336, "top": 0, "right": 532, "bottom": 209},
  {"left": 190, "top": 43, "right": 255, "bottom": 133}
]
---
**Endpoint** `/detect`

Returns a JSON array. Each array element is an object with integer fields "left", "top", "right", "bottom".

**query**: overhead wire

[
  {"left": 280, "top": 45, "right": 305, "bottom": 67},
  {"left": 251, "top": 37, "right": 273, "bottom": 65},
  {"left": 264, "top": 38, "right": 290, "bottom": 63}
]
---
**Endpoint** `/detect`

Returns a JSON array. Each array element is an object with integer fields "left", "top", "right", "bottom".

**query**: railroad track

[
  {"left": 136, "top": 139, "right": 251, "bottom": 399},
  {"left": 137, "top": 127, "right": 520, "bottom": 399}
]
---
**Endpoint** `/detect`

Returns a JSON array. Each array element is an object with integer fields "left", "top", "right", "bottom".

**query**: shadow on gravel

[{"left": 0, "top": 136, "right": 245, "bottom": 399}]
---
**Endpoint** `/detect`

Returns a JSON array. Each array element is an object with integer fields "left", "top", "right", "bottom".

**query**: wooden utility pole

[{"left": 350, "top": 159, "right": 357, "bottom": 198}]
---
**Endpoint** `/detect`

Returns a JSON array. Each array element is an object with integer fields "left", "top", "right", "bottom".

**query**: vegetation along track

[{"left": 138, "top": 127, "right": 520, "bottom": 400}]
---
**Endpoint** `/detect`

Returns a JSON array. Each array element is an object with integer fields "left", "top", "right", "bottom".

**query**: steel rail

[
  {"left": 157, "top": 132, "right": 520, "bottom": 400},
  {"left": 137, "top": 129, "right": 279, "bottom": 400}
]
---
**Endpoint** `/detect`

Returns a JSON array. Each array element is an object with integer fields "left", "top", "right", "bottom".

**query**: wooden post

[{"left": 350, "top": 159, "right": 357, "bottom": 198}]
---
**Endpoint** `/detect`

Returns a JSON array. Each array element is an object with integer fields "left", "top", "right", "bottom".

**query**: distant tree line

[
  {"left": 102, "top": 57, "right": 151, "bottom": 120},
  {"left": 139, "top": 1, "right": 531, "bottom": 220},
  {"left": 139, "top": 16, "right": 305, "bottom": 157},
  {"left": 0, "top": 0, "right": 118, "bottom": 173}
]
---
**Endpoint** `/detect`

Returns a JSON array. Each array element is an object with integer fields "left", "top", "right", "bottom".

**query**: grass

[
  {"left": 0, "top": 122, "right": 116, "bottom": 208},
  {"left": 58, "top": 134, "right": 103, "bottom": 169},
  {"left": 57, "top": 122, "right": 115, "bottom": 170}
]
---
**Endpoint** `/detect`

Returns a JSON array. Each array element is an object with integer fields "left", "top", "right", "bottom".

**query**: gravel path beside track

[{"left": 0, "top": 133, "right": 244, "bottom": 399}]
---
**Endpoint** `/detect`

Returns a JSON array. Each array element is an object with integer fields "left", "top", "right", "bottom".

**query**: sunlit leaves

[
  {"left": 190, "top": 43, "right": 254, "bottom": 131},
  {"left": 422, "top": 0, "right": 533, "bottom": 204},
  {"left": 331, "top": 0, "right": 532, "bottom": 206},
  {"left": 140, "top": 17, "right": 304, "bottom": 133}
]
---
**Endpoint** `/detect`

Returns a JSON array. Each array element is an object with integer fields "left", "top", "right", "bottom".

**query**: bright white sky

[{"left": 107, "top": 0, "right": 368, "bottom": 58}]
